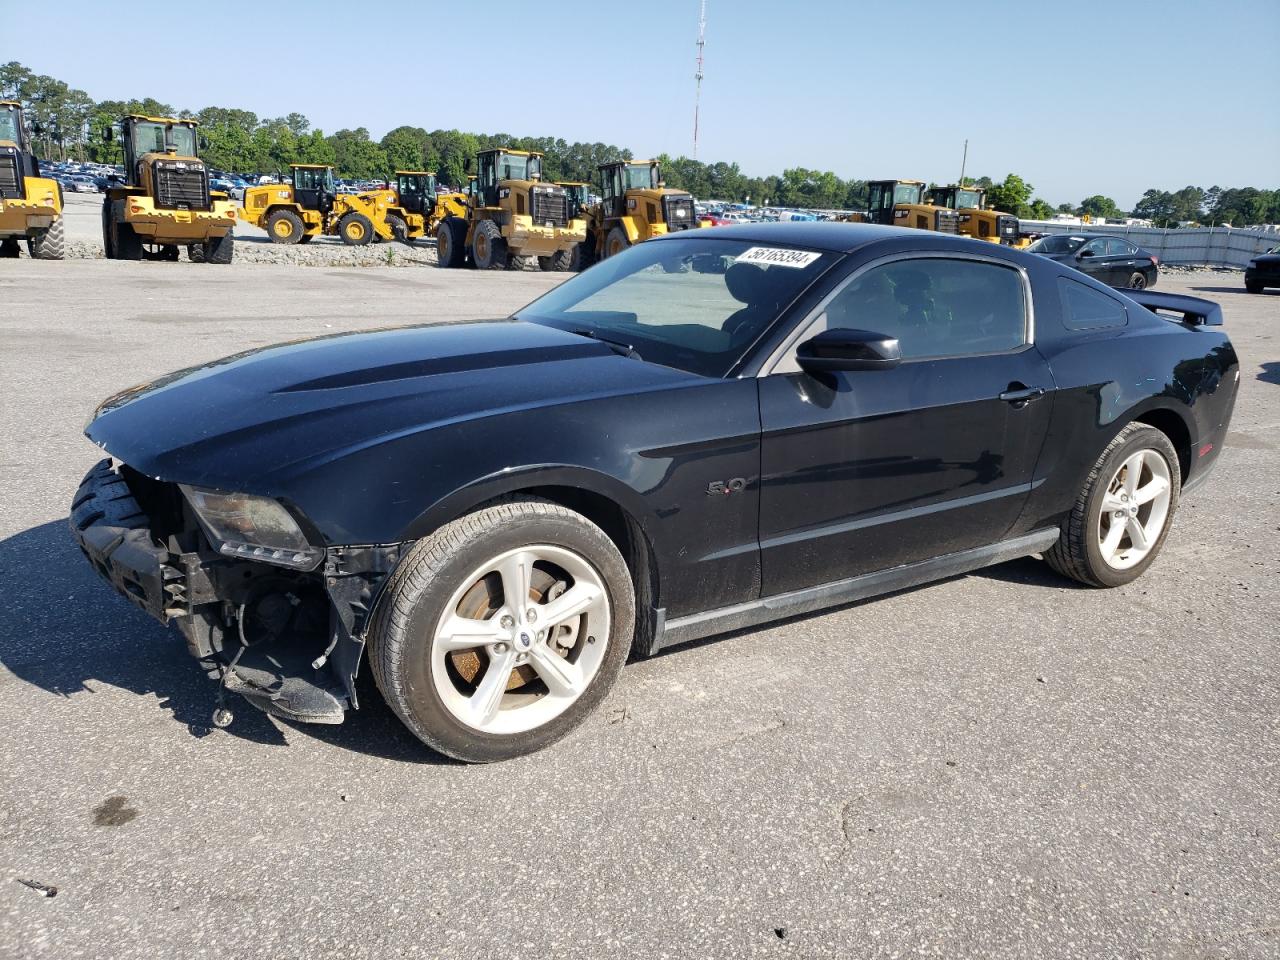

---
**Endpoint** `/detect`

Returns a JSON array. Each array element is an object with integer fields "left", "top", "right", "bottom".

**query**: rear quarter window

[{"left": 1059, "top": 277, "right": 1128, "bottom": 331}]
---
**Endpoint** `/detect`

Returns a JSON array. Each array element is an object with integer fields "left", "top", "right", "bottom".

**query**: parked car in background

[
  {"left": 71, "top": 223, "right": 1237, "bottom": 762},
  {"left": 66, "top": 175, "right": 98, "bottom": 193},
  {"left": 1244, "top": 245, "right": 1280, "bottom": 294},
  {"left": 1026, "top": 233, "right": 1159, "bottom": 289}
]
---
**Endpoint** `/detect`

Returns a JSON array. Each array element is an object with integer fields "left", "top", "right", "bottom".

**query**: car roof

[{"left": 653, "top": 220, "right": 983, "bottom": 253}]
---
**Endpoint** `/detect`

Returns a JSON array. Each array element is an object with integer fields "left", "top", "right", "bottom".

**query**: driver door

[{"left": 757, "top": 254, "right": 1054, "bottom": 595}]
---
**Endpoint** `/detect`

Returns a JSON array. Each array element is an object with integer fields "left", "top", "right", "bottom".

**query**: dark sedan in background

[
  {"left": 1245, "top": 245, "right": 1280, "bottom": 293},
  {"left": 1026, "top": 233, "right": 1160, "bottom": 289}
]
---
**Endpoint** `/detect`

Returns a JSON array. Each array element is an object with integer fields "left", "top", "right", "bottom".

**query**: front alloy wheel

[{"left": 369, "top": 499, "right": 634, "bottom": 761}]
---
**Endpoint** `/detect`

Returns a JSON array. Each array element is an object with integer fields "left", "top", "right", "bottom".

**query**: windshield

[
  {"left": 0, "top": 106, "right": 19, "bottom": 144},
  {"left": 295, "top": 167, "right": 334, "bottom": 191},
  {"left": 496, "top": 153, "right": 541, "bottom": 180},
  {"left": 1028, "top": 235, "right": 1087, "bottom": 254},
  {"left": 623, "top": 164, "right": 658, "bottom": 190},
  {"left": 956, "top": 189, "right": 982, "bottom": 209},
  {"left": 893, "top": 183, "right": 921, "bottom": 205},
  {"left": 132, "top": 121, "right": 197, "bottom": 156},
  {"left": 516, "top": 236, "right": 835, "bottom": 377}
]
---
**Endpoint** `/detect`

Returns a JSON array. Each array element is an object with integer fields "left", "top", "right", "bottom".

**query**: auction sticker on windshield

[{"left": 736, "top": 247, "right": 823, "bottom": 268}]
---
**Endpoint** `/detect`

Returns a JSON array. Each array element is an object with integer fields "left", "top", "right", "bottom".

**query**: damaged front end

[{"left": 69, "top": 459, "right": 401, "bottom": 728}]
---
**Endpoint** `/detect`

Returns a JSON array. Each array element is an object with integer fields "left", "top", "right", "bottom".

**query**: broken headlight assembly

[{"left": 180, "top": 485, "right": 323, "bottom": 571}]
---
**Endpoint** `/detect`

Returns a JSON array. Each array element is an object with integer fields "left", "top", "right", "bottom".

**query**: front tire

[
  {"left": 1245, "top": 280, "right": 1263, "bottom": 294},
  {"left": 337, "top": 212, "right": 374, "bottom": 246},
  {"left": 436, "top": 216, "right": 467, "bottom": 268},
  {"left": 1044, "top": 422, "right": 1181, "bottom": 588},
  {"left": 109, "top": 201, "right": 143, "bottom": 261},
  {"left": 202, "top": 231, "right": 234, "bottom": 265},
  {"left": 368, "top": 499, "right": 635, "bottom": 762},
  {"left": 605, "top": 226, "right": 630, "bottom": 259}
]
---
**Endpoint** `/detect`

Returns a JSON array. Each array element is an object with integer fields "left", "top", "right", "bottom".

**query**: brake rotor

[{"left": 451, "top": 566, "right": 562, "bottom": 692}]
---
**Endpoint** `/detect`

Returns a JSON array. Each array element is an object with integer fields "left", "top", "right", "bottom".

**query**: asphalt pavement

[{"left": 1, "top": 257, "right": 1277, "bottom": 959}]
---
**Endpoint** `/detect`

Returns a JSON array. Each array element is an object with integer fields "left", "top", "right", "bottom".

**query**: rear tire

[
  {"left": 187, "top": 243, "right": 205, "bottom": 263},
  {"left": 265, "top": 209, "right": 305, "bottom": 245},
  {"left": 298, "top": 233, "right": 313, "bottom": 244},
  {"left": 1127, "top": 271, "right": 1147, "bottom": 290},
  {"left": 368, "top": 499, "right": 635, "bottom": 762},
  {"left": 471, "top": 219, "right": 508, "bottom": 270},
  {"left": 28, "top": 216, "right": 65, "bottom": 260},
  {"left": 100, "top": 200, "right": 115, "bottom": 259},
  {"left": 1044, "top": 422, "right": 1181, "bottom": 588},
  {"left": 202, "top": 231, "right": 234, "bottom": 265},
  {"left": 436, "top": 216, "right": 467, "bottom": 268},
  {"left": 0, "top": 237, "right": 20, "bottom": 258},
  {"left": 338, "top": 212, "right": 374, "bottom": 246}
]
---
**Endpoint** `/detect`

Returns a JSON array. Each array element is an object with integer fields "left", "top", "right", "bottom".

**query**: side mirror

[
  {"left": 31, "top": 121, "right": 44, "bottom": 136},
  {"left": 198, "top": 134, "right": 209, "bottom": 151},
  {"left": 1077, "top": 248, "right": 1094, "bottom": 258},
  {"left": 796, "top": 327, "right": 901, "bottom": 374}
]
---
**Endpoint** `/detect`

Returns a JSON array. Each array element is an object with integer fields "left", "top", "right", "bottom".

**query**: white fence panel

[{"left": 1017, "top": 221, "right": 1277, "bottom": 268}]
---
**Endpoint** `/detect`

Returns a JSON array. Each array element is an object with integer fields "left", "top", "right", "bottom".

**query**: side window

[
  {"left": 1105, "top": 238, "right": 1133, "bottom": 256},
  {"left": 1059, "top": 277, "right": 1128, "bottom": 330},
  {"left": 1079, "top": 238, "right": 1107, "bottom": 258},
  {"left": 820, "top": 258, "right": 1028, "bottom": 360}
]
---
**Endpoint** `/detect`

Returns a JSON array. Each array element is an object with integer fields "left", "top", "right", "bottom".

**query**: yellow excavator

[
  {"left": 927, "top": 184, "right": 1020, "bottom": 244},
  {"left": 381, "top": 171, "right": 468, "bottom": 244},
  {"left": 0, "top": 100, "right": 64, "bottom": 260},
  {"left": 436, "top": 148, "right": 585, "bottom": 270},
  {"left": 241, "top": 165, "right": 397, "bottom": 245},
  {"left": 102, "top": 114, "right": 238, "bottom": 262},
  {"left": 575, "top": 160, "right": 699, "bottom": 269},
  {"left": 847, "top": 179, "right": 960, "bottom": 233}
]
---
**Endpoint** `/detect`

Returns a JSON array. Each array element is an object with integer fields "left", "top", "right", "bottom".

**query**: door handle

[{"left": 999, "top": 386, "right": 1046, "bottom": 405}]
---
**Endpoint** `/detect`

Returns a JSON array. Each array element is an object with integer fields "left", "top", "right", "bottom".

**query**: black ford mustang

[{"left": 72, "top": 224, "right": 1238, "bottom": 762}]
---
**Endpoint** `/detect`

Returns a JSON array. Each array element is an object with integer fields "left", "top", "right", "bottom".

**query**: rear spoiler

[{"left": 1126, "top": 290, "right": 1223, "bottom": 326}]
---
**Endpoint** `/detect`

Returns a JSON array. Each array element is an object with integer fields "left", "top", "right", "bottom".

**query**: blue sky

[{"left": 4, "top": 0, "right": 1277, "bottom": 207}]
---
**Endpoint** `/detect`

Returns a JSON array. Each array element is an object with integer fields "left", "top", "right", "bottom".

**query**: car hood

[{"left": 86, "top": 319, "right": 700, "bottom": 491}]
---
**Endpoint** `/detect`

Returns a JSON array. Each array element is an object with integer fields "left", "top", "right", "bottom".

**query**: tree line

[{"left": 3, "top": 61, "right": 1275, "bottom": 225}]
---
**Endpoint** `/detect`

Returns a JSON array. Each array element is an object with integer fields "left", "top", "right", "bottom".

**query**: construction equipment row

[{"left": 3, "top": 104, "right": 1026, "bottom": 270}]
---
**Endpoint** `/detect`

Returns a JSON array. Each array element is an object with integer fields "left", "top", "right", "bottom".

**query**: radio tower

[{"left": 693, "top": 0, "right": 707, "bottom": 160}]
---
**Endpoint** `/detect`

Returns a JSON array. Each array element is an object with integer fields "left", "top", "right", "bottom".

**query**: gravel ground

[{"left": 0, "top": 258, "right": 1277, "bottom": 960}]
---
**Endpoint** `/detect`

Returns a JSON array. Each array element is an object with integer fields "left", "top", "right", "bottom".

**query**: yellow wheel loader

[
  {"left": 435, "top": 149, "right": 586, "bottom": 271},
  {"left": 927, "top": 184, "right": 1020, "bottom": 245},
  {"left": 241, "top": 165, "right": 397, "bottom": 246},
  {"left": 102, "top": 115, "right": 238, "bottom": 263},
  {"left": 0, "top": 100, "right": 65, "bottom": 260},
  {"left": 381, "top": 171, "right": 468, "bottom": 245},
  {"left": 844, "top": 179, "right": 960, "bottom": 234},
  {"left": 574, "top": 160, "right": 699, "bottom": 270}
]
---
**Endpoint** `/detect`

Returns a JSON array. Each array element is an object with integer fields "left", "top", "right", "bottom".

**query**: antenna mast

[{"left": 693, "top": 0, "right": 707, "bottom": 160}]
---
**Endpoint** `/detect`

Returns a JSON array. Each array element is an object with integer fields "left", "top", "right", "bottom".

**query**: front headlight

[{"left": 180, "top": 485, "right": 323, "bottom": 570}]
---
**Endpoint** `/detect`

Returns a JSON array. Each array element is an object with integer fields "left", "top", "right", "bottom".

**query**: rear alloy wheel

[
  {"left": 338, "top": 212, "right": 374, "bottom": 246},
  {"left": 1045, "top": 422, "right": 1180, "bottom": 587},
  {"left": 472, "top": 219, "right": 508, "bottom": 270},
  {"left": 266, "top": 209, "right": 305, "bottom": 244},
  {"left": 1127, "top": 271, "right": 1147, "bottom": 290},
  {"left": 369, "top": 499, "right": 634, "bottom": 762}
]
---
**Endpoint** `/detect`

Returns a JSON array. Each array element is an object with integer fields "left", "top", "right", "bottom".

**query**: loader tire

[
  {"left": 472, "top": 219, "right": 508, "bottom": 270},
  {"left": 266, "top": 209, "right": 305, "bottom": 245},
  {"left": 187, "top": 243, "right": 205, "bottom": 263},
  {"left": 202, "top": 231, "right": 235, "bottom": 265},
  {"left": 436, "top": 217, "right": 467, "bottom": 268},
  {"left": 100, "top": 200, "right": 114, "bottom": 259},
  {"left": 605, "top": 226, "right": 630, "bottom": 259},
  {"left": 338, "top": 212, "right": 374, "bottom": 246},
  {"left": 0, "top": 237, "right": 20, "bottom": 258},
  {"left": 28, "top": 216, "right": 65, "bottom": 260},
  {"left": 568, "top": 240, "right": 594, "bottom": 272},
  {"left": 298, "top": 233, "right": 313, "bottom": 244},
  {"left": 385, "top": 214, "right": 409, "bottom": 244},
  {"left": 110, "top": 201, "right": 143, "bottom": 261}
]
